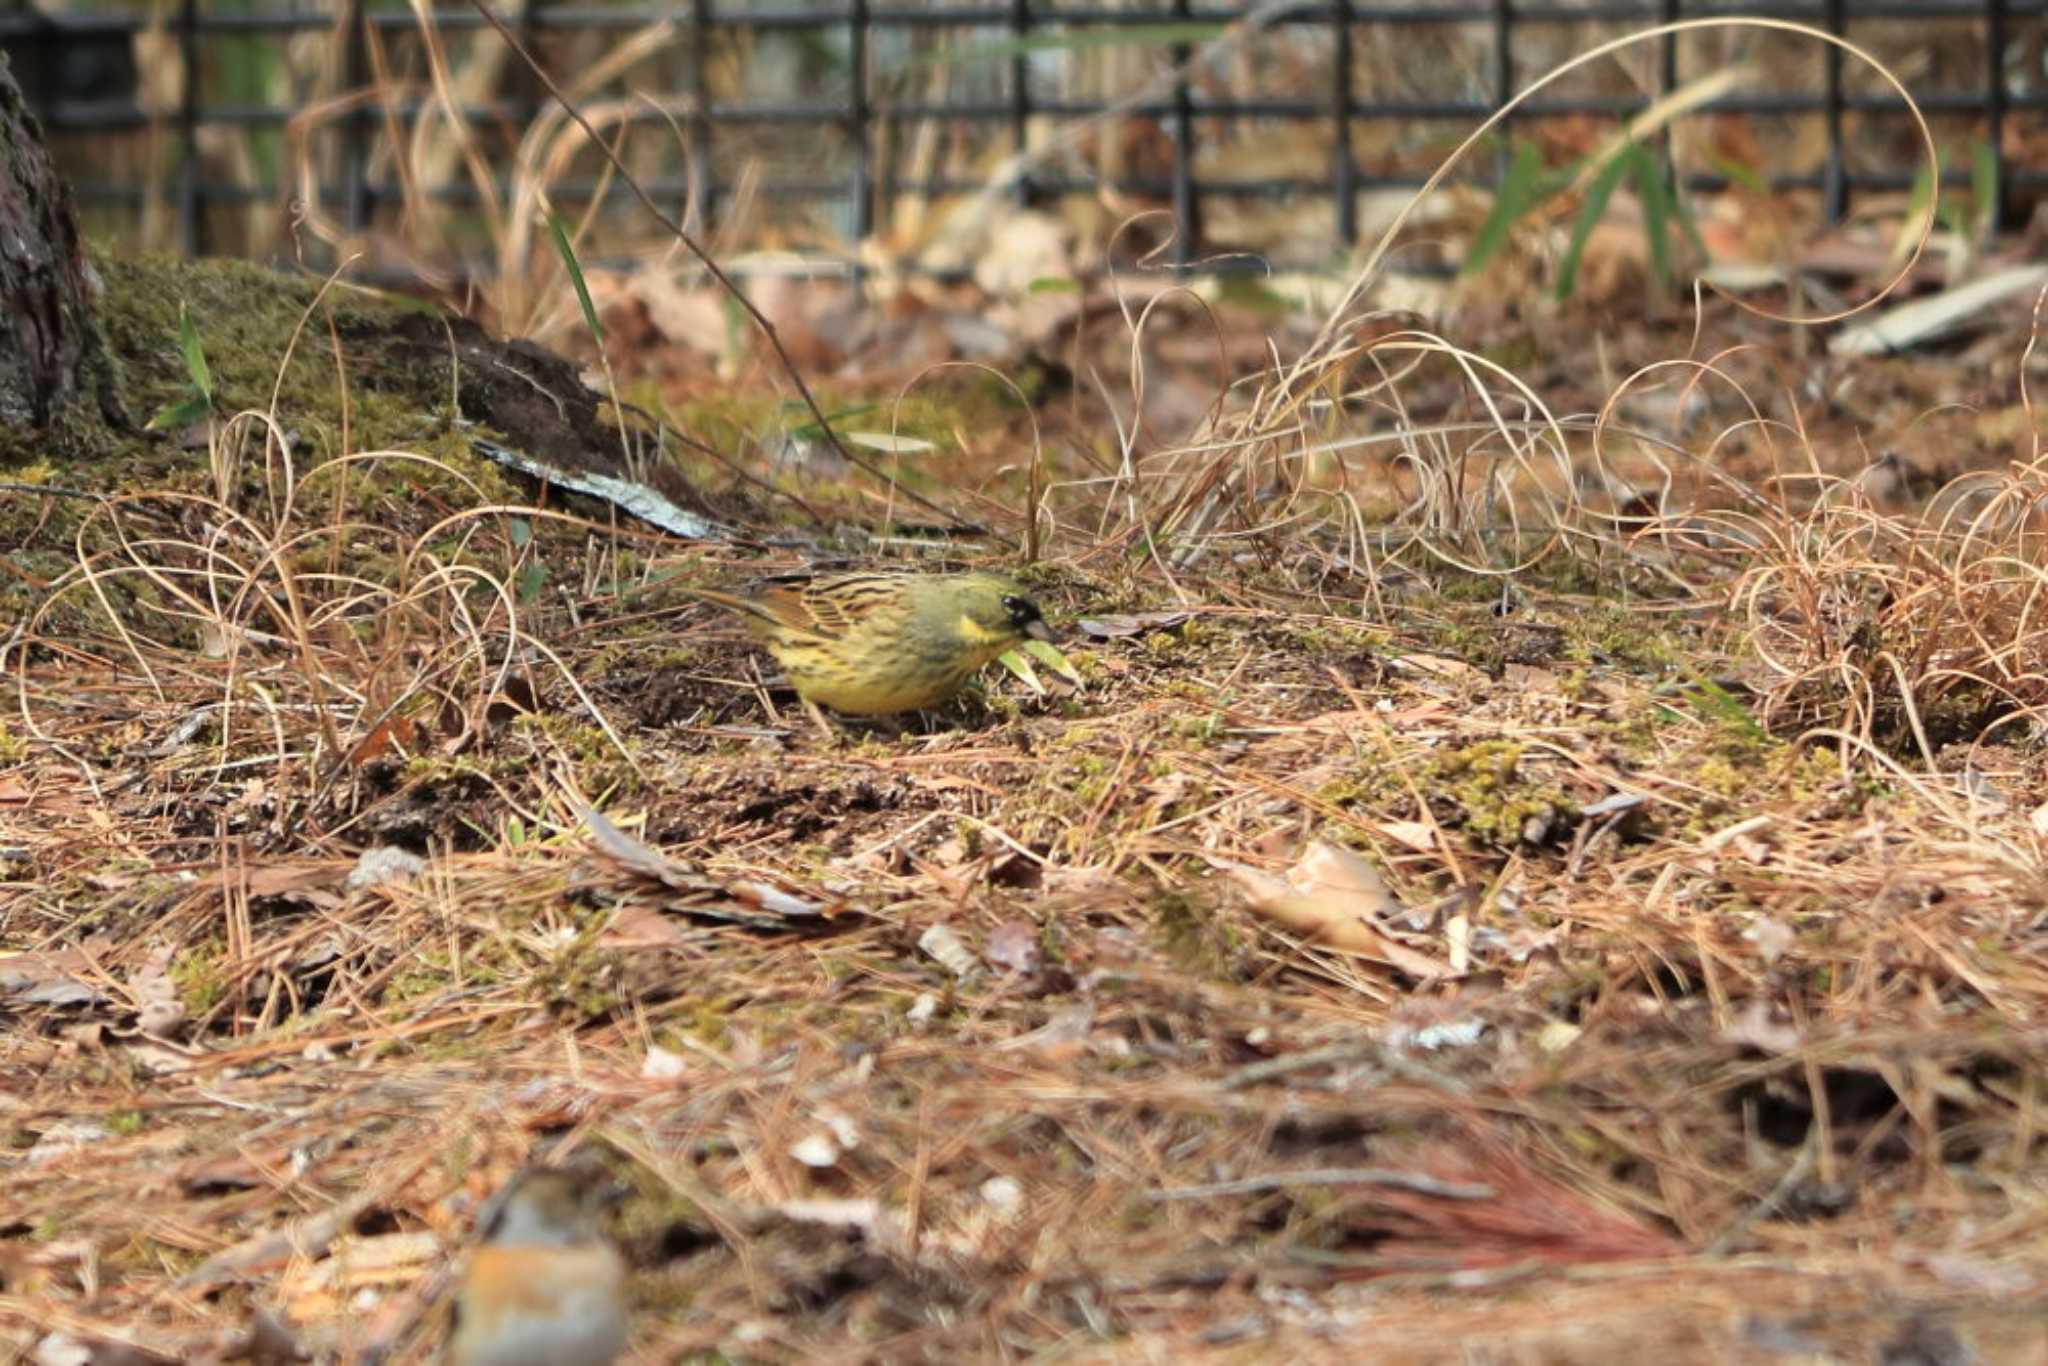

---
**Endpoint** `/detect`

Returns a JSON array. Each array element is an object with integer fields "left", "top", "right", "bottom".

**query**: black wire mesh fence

[{"left": 4, "top": 1, "right": 2045, "bottom": 281}]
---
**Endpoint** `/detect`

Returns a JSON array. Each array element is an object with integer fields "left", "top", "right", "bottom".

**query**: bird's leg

[{"left": 800, "top": 695, "right": 840, "bottom": 742}]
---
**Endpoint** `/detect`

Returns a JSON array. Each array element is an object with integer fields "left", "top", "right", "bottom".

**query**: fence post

[
  {"left": 1823, "top": 0, "right": 1846, "bottom": 222},
  {"left": 1010, "top": 0, "right": 1030, "bottom": 207},
  {"left": 1333, "top": 0, "right": 1355, "bottom": 247},
  {"left": 1169, "top": 0, "right": 1197, "bottom": 267},
  {"left": 1986, "top": 0, "right": 2008, "bottom": 232},
  {"left": 176, "top": 0, "right": 202, "bottom": 253},
  {"left": 849, "top": 0, "right": 871, "bottom": 282},
  {"left": 1492, "top": 0, "right": 1516, "bottom": 184},
  {"left": 342, "top": 0, "right": 369, "bottom": 245},
  {"left": 688, "top": 0, "right": 714, "bottom": 236}
]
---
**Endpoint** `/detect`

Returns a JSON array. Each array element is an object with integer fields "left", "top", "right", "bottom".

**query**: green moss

[
  {"left": 1152, "top": 891, "right": 1242, "bottom": 978},
  {"left": 1276, "top": 618, "right": 1388, "bottom": 657},
  {"left": 1563, "top": 605, "right": 1685, "bottom": 671},
  {"left": 2, "top": 253, "right": 540, "bottom": 638},
  {"left": 170, "top": 941, "right": 230, "bottom": 1016},
  {"left": 528, "top": 930, "right": 627, "bottom": 1022},
  {"left": 1426, "top": 740, "right": 1576, "bottom": 847},
  {"left": 106, "top": 1110, "right": 146, "bottom": 1136}
]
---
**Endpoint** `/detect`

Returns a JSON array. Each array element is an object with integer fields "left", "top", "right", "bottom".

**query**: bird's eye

[{"left": 1002, "top": 594, "right": 1037, "bottom": 624}]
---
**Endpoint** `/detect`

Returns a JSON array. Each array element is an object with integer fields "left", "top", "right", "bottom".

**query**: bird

[
  {"left": 684, "top": 569, "right": 1056, "bottom": 721},
  {"left": 446, "top": 1164, "right": 629, "bottom": 1366}
]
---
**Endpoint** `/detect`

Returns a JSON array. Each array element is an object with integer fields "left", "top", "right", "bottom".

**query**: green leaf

[
  {"left": 1555, "top": 142, "right": 1634, "bottom": 300},
  {"left": 997, "top": 648, "right": 1045, "bottom": 695},
  {"left": 146, "top": 393, "right": 213, "bottom": 432},
  {"left": 788, "top": 402, "right": 875, "bottom": 444},
  {"left": 517, "top": 558, "right": 549, "bottom": 605},
  {"left": 1684, "top": 675, "right": 1763, "bottom": 739},
  {"left": 1906, "top": 160, "right": 1937, "bottom": 232},
  {"left": 178, "top": 303, "right": 211, "bottom": 400},
  {"left": 1463, "top": 141, "right": 1549, "bottom": 277},
  {"left": 1021, "top": 637, "right": 1084, "bottom": 687},
  {"left": 507, "top": 517, "right": 532, "bottom": 549},
  {"left": 547, "top": 212, "right": 604, "bottom": 345},
  {"left": 1936, "top": 193, "right": 1965, "bottom": 240},
  {"left": 1972, "top": 139, "right": 1999, "bottom": 242},
  {"left": 1027, "top": 276, "right": 1080, "bottom": 294},
  {"left": 1216, "top": 274, "right": 1292, "bottom": 317},
  {"left": 1631, "top": 145, "right": 1673, "bottom": 287},
  {"left": 1708, "top": 153, "right": 1768, "bottom": 195}
]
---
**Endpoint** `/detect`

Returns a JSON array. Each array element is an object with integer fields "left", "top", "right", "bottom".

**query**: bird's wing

[{"left": 795, "top": 575, "right": 902, "bottom": 639}]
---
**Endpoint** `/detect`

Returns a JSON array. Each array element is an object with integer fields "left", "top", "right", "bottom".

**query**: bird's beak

[{"left": 1024, "top": 619, "right": 1056, "bottom": 643}]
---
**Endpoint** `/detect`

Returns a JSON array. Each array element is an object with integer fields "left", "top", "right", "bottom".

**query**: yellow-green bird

[{"left": 686, "top": 570, "right": 1055, "bottom": 718}]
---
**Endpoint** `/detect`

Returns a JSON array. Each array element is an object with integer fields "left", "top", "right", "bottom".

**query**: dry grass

[
  {"left": 10, "top": 16, "right": 2048, "bottom": 1366},
  {"left": 8, "top": 346, "right": 2048, "bottom": 1357}
]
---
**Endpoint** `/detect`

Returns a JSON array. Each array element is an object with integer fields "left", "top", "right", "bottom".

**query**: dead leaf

[
  {"left": 576, "top": 799, "right": 695, "bottom": 886},
  {"left": 1742, "top": 916, "right": 1795, "bottom": 965},
  {"left": 985, "top": 920, "right": 1040, "bottom": 975},
  {"left": 998, "top": 1004, "right": 1094, "bottom": 1061},
  {"left": 1388, "top": 652, "right": 1487, "bottom": 684},
  {"left": 131, "top": 944, "right": 186, "bottom": 1041},
  {"left": 192, "top": 862, "right": 343, "bottom": 900},
  {"left": 1226, "top": 841, "right": 1450, "bottom": 979},
  {"left": 600, "top": 904, "right": 695, "bottom": 947},
  {"left": 1504, "top": 663, "right": 1562, "bottom": 693},
  {"left": 345, "top": 846, "right": 425, "bottom": 891},
  {"left": 1077, "top": 611, "right": 1193, "bottom": 639},
  {"left": 1536, "top": 1020, "right": 1582, "bottom": 1053},
  {"left": 918, "top": 923, "right": 977, "bottom": 977},
  {"left": 0, "top": 948, "right": 109, "bottom": 1009},
  {"left": 1375, "top": 819, "right": 1438, "bottom": 854},
  {"left": 1720, "top": 1000, "right": 1802, "bottom": 1054}
]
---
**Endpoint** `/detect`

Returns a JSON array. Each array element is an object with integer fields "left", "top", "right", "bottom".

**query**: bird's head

[
  {"left": 948, "top": 573, "right": 1055, "bottom": 647},
  {"left": 479, "top": 1164, "right": 623, "bottom": 1247}
]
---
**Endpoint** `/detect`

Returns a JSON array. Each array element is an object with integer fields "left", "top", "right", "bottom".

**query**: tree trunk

[{"left": 0, "top": 47, "right": 126, "bottom": 449}]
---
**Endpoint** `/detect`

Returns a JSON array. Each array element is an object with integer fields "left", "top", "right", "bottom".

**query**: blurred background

[{"left": 6, "top": 0, "right": 2042, "bottom": 295}]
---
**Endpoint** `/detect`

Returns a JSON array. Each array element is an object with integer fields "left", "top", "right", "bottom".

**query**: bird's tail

[{"left": 679, "top": 585, "right": 785, "bottom": 634}]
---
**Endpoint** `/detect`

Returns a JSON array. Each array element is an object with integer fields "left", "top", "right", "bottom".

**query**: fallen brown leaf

[{"left": 1226, "top": 841, "right": 1450, "bottom": 979}]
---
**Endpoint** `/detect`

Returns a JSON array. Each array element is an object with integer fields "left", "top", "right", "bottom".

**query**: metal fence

[{"left": 3, "top": 1, "right": 2042, "bottom": 276}]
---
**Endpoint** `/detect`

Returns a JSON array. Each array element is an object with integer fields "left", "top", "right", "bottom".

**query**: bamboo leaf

[
  {"left": 998, "top": 649, "right": 1046, "bottom": 695},
  {"left": 1555, "top": 144, "right": 1634, "bottom": 300},
  {"left": 1631, "top": 145, "right": 1673, "bottom": 287},
  {"left": 1022, "top": 637, "right": 1084, "bottom": 687},
  {"left": 1463, "top": 141, "right": 1548, "bottom": 276}
]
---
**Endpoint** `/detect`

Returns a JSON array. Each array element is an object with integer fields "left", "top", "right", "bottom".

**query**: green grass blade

[
  {"left": 146, "top": 393, "right": 213, "bottom": 432},
  {"left": 178, "top": 302, "right": 212, "bottom": 401},
  {"left": 547, "top": 212, "right": 605, "bottom": 345},
  {"left": 1555, "top": 144, "right": 1633, "bottom": 300},
  {"left": 1463, "top": 141, "right": 1548, "bottom": 277},
  {"left": 1631, "top": 145, "right": 1673, "bottom": 287},
  {"left": 1972, "top": 139, "right": 2000, "bottom": 242}
]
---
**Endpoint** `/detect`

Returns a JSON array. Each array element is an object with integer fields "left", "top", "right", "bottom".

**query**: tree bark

[{"left": 0, "top": 47, "right": 126, "bottom": 448}]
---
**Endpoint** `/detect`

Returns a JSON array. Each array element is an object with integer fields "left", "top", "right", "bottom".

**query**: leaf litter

[{"left": 12, "top": 110, "right": 2048, "bottom": 1366}]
